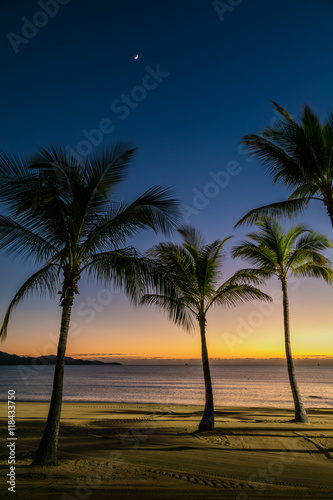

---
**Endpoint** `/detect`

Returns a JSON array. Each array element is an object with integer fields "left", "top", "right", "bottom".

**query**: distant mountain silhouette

[{"left": 0, "top": 351, "right": 121, "bottom": 366}]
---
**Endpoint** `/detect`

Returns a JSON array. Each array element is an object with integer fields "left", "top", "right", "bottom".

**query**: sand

[{"left": 0, "top": 402, "right": 333, "bottom": 499}]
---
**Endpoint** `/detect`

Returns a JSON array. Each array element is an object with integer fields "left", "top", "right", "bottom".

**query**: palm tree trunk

[
  {"left": 281, "top": 279, "right": 309, "bottom": 423},
  {"left": 323, "top": 197, "right": 333, "bottom": 227},
  {"left": 198, "top": 314, "right": 214, "bottom": 432},
  {"left": 31, "top": 287, "right": 74, "bottom": 465}
]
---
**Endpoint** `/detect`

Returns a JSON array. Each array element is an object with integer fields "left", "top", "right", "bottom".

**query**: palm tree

[
  {"left": 232, "top": 219, "right": 333, "bottom": 422},
  {"left": 236, "top": 102, "right": 333, "bottom": 227},
  {"left": 0, "top": 143, "right": 181, "bottom": 465},
  {"left": 141, "top": 226, "right": 271, "bottom": 431}
]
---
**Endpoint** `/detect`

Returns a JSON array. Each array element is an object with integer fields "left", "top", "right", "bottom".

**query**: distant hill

[{"left": 0, "top": 351, "right": 122, "bottom": 366}]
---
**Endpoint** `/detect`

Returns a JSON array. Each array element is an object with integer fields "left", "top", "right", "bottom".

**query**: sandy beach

[{"left": 0, "top": 403, "right": 332, "bottom": 499}]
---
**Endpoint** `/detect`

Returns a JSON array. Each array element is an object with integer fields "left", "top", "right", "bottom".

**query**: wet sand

[{"left": 0, "top": 403, "right": 332, "bottom": 499}]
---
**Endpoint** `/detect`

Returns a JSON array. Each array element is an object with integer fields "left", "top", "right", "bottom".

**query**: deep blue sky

[{"left": 1, "top": 0, "right": 333, "bottom": 361}]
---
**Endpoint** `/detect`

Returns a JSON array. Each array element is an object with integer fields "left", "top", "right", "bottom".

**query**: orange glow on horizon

[{"left": 1, "top": 279, "right": 332, "bottom": 363}]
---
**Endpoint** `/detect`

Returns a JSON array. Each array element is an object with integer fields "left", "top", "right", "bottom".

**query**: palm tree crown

[
  {"left": 236, "top": 102, "right": 333, "bottom": 227},
  {"left": 232, "top": 218, "right": 333, "bottom": 283},
  {"left": 141, "top": 226, "right": 271, "bottom": 431},
  {"left": 232, "top": 218, "right": 333, "bottom": 422},
  {"left": 0, "top": 143, "right": 181, "bottom": 337}
]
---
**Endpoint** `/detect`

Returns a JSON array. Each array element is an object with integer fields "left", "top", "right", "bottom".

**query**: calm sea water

[{"left": 0, "top": 365, "right": 332, "bottom": 407}]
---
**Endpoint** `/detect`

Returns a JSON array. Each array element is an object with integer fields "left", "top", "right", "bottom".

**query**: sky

[{"left": 0, "top": 0, "right": 333, "bottom": 364}]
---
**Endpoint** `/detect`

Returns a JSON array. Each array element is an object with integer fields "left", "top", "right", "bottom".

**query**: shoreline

[
  {"left": 1, "top": 400, "right": 332, "bottom": 409},
  {"left": 0, "top": 400, "right": 333, "bottom": 406}
]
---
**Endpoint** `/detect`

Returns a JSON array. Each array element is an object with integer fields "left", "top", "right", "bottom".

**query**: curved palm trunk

[
  {"left": 198, "top": 314, "right": 214, "bottom": 432},
  {"left": 32, "top": 286, "right": 75, "bottom": 465},
  {"left": 321, "top": 189, "right": 333, "bottom": 226},
  {"left": 281, "top": 279, "right": 309, "bottom": 423},
  {"left": 324, "top": 199, "right": 333, "bottom": 228}
]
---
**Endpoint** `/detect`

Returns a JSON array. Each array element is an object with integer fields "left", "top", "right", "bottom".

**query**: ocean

[{"left": 0, "top": 364, "right": 332, "bottom": 407}]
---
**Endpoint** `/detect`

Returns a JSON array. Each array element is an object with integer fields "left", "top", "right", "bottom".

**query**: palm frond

[
  {"left": 140, "top": 293, "right": 196, "bottom": 331},
  {"left": 240, "top": 134, "right": 303, "bottom": 188},
  {"left": 287, "top": 231, "right": 333, "bottom": 270},
  {"left": 177, "top": 225, "right": 205, "bottom": 251},
  {"left": 79, "top": 186, "right": 181, "bottom": 257},
  {"left": 235, "top": 198, "right": 310, "bottom": 227},
  {"left": 83, "top": 247, "right": 146, "bottom": 305},
  {"left": 208, "top": 283, "right": 272, "bottom": 310},
  {"left": 0, "top": 214, "right": 60, "bottom": 263},
  {"left": 291, "top": 262, "right": 333, "bottom": 283},
  {"left": 279, "top": 223, "right": 311, "bottom": 265},
  {"left": 270, "top": 101, "right": 296, "bottom": 123},
  {"left": 196, "top": 237, "right": 232, "bottom": 294},
  {"left": 232, "top": 239, "right": 278, "bottom": 270},
  {"left": 0, "top": 263, "right": 60, "bottom": 339},
  {"left": 145, "top": 241, "right": 199, "bottom": 298},
  {"left": 0, "top": 151, "right": 38, "bottom": 215},
  {"left": 84, "top": 142, "right": 137, "bottom": 197}
]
